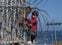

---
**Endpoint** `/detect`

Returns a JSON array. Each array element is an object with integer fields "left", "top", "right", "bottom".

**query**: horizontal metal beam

[
  {"left": 46, "top": 23, "right": 62, "bottom": 25},
  {"left": 0, "top": 5, "right": 24, "bottom": 8}
]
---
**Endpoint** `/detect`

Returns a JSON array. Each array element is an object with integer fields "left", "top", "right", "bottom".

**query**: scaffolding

[{"left": 0, "top": 0, "right": 27, "bottom": 45}]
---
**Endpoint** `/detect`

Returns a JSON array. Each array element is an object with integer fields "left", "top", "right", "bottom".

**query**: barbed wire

[{"left": 27, "top": 0, "right": 47, "bottom": 6}]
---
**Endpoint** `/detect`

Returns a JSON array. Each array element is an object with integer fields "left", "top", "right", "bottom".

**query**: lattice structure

[{"left": 0, "top": 0, "right": 27, "bottom": 44}]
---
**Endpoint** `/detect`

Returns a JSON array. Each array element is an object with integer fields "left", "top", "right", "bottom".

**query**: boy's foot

[{"left": 27, "top": 41, "right": 32, "bottom": 45}]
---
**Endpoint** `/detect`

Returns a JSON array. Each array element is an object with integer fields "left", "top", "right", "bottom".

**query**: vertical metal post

[
  {"left": 51, "top": 34, "right": 54, "bottom": 45},
  {"left": 53, "top": 19, "right": 57, "bottom": 45},
  {"left": 1, "top": 1, "right": 4, "bottom": 40},
  {"left": 1, "top": 0, "right": 4, "bottom": 38},
  {"left": 55, "top": 26, "right": 57, "bottom": 45}
]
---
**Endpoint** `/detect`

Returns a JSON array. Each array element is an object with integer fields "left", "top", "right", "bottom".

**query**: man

[
  {"left": 18, "top": 6, "right": 32, "bottom": 38},
  {"left": 25, "top": 6, "right": 32, "bottom": 17}
]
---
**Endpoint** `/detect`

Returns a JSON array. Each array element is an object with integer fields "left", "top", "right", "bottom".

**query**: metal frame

[{"left": 0, "top": 0, "right": 27, "bottom": 44}]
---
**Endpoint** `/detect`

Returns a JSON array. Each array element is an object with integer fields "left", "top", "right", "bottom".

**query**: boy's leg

[
  {"left": 31, "top": 34, "right": 35, "bottom": 43},
  {"left": 31, "top": 32, "right": 37, "bottom": 43}
]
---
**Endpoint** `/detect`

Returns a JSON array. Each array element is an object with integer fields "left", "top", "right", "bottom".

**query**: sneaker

[{"left": 27, "top": 41, "right": 32, "bottom": 45}]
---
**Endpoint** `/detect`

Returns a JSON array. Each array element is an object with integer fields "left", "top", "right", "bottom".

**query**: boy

[
  {"left": 31, "top": 10, "right": 38, "bottom": 43},
  {"left": 26, "top": 10, "right": 38, "bottom": 44}
]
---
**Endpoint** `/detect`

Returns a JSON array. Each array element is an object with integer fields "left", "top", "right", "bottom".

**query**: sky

[
  {"left": 32, "top": 0, "right": 62, "bottom": 31},
  {"left": 37, "top": 0, "right": 62, "bottom": 22},
  {"left": 32, "top": 0, "right": 62, "bottom": 22}
]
